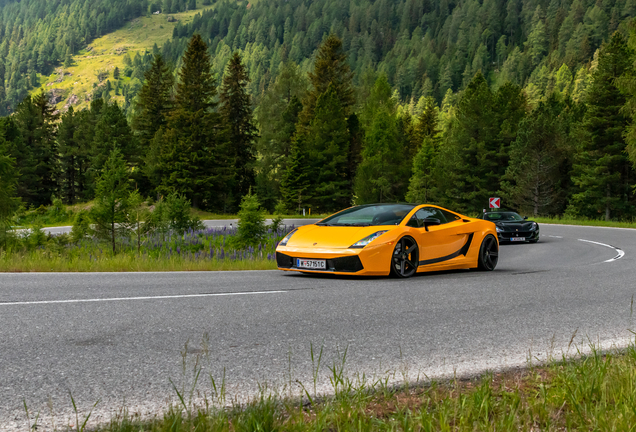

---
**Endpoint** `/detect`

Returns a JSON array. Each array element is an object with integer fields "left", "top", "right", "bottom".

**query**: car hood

[
  {"left": 285, "top": 225, "right": 395, "bottom": 249},
  {"left": 495, "top": 221, "right": 536, "bottom": 231}
]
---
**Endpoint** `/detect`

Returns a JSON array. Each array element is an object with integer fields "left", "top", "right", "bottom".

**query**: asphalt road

[
  {"left": 1, "top": 224, "right": 635, "bottom": 430},
  {"left": 41, "top": 218, "right": 320, "bottom": 236}
]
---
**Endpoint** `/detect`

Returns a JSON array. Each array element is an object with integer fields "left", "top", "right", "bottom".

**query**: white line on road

[
  {"left": 0, "top": 290, "right": 286, "bottom": 306},
  {"left": 548, "top": 235, "right": 563, "bottom": 238},
  {"left": 578, "top": 239, "right": 625, "bottom": 262}
]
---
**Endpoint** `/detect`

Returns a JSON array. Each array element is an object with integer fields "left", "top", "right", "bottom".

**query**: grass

[
  {"left": 0, "top": 252, "right": 277, "bottom": 272},
  {"left": 33, "top": 3, "right": 213, "bottom": 112},
  {"left": 533, "top": 215, "right": 636, "bottom": 229},
  {"left": 25, "top": 341, "right": 636, "bottom": 431},
  {"left": 1, "top": 225, "right": 285, "bottom": 272}
]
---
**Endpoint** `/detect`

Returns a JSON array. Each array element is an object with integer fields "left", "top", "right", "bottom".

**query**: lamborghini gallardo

[{"left": 275, "top": 204, "right": 499, "bottom": 277}]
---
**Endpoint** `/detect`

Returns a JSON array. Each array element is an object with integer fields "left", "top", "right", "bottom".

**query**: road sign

[{"left": 489, "top": 197, "right": 501, "bottom": 209}]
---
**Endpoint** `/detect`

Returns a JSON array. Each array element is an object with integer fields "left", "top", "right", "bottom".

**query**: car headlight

[
  {"left": 530, "top": 222, "right": 538, "bottom": 231},
  {"left": 350, "top": 231, "right": 389, "bottom": 249},
  {"left": 278, "top": 229, "right": 298, "bottom": 247},
  {"left": 496, "top": 226, "right": 503, "bottom": 233}
]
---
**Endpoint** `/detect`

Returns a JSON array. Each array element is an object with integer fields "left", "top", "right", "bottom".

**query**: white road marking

[
  {"left": 0, "top": 290, "right": 286, "bottom": 306},
  {"left": 548, "top": 235, "right": 563, "bottom": 238},
  {"left": 578, "top": 239, "right": 625, "bottom": 262}
]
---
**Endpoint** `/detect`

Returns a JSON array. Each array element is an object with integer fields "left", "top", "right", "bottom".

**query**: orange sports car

[{"left": 276, "top": 204, "right": 498, "bottom": 277}]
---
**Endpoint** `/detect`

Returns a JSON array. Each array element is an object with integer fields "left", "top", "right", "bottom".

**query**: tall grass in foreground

[{"left": 64, "top": 343, "right": 636, "bottom": 431}]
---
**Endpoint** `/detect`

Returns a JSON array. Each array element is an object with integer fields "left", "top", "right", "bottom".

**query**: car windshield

[
  {"left": 483, "top": 212, "right": 524, "bottom": 221},
  {"left": 317, "top": 204, "right": 416, "bottom": 226}
]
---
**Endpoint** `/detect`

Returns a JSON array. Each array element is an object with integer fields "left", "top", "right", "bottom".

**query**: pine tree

[
  {"left": 12, "top": 92, "right": 59, "bottom": 206},
  {"left": 91, "top": 147, "right": 131, "bottom": 254},
  {"left": 219, "top": 51, "right": 258, "bottom": 208},
  {"left": 500, "top": 95, "right": 569, "bottom": 216},
  {"left": 569, "top": 32, "right": 634, "bottom": 220},
  {"left": 159, "top": 34, "right": 230, "bottom": 210},
  {"left": 303, "top": 84, "right": 350, "bottom": 211},
  {"left": 131, "top": 54, "right": 174, "bottom": 148},
  {"left": 0, "top": 141, "right": 20, "bottom": 249},
  {"left": 300, "top": 34, "right": 355, "bottom": 125},
  {"left": 58, "top": 107, "right": 84, "bottom": 204},
  {"left": 280, "top": 136, "right": 311, "bottom": 212},
  {"left": 405, "top": 136, "right": 438, "bottom": 204},
  {"left": 92, "top": 102, "right": 138, "bottom": 176},
  {"left": 354, "top": 104, "right": 404, "bottom": 203}
]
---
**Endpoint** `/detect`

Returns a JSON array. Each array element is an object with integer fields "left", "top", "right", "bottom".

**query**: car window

[
  {"left": 407, "top": 207, "right": 446, "bottom": 227},
  {"left": 439, "top": 209, "right": 461, "bottom": 222}
]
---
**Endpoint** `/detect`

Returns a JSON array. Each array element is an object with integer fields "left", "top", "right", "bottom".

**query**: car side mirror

[
  {"left": 422, "top": 217, "right": 441, "bottom": 231},
  {"left": 524, "top": 216, "right": 528, "bottom": 220}
]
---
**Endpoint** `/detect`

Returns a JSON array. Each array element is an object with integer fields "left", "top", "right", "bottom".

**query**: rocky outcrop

[{"left": 48, "top": 88, "right": 65, "bottom": 105}]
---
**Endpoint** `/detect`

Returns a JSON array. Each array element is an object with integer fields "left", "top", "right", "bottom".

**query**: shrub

[
  {"left": 237, "top": 192, "right": 266, "bottom": 246},
  {"left": 165, "top": 193, "right": 203, "bottom": 234},
  {"left": 71, "top": 210, "right": 92, "bottom": 243}
]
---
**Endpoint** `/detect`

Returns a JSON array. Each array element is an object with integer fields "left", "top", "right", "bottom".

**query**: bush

[
  {"left": 71, "top": 210, "right": 92, "bottom": 242},
  {"left": 165, "top": 193, "right": 203, "bottom": 234},
  {"left": 271, "top": 200, "right": 287, "bottom": 233},
  {"left": 237, "top": 192, "right": 266, "bottom": 246}
]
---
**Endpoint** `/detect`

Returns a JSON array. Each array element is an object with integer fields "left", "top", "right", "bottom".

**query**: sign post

[{"left": 489, "top": 197, "right": 501, "bottom": 209}]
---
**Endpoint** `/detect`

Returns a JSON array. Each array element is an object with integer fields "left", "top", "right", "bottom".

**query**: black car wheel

[
  {"left": 391, "top": 236, "right": 419, "bottom": 278},
  {"left": 477, "top": 234, "right": 498, "bottom": 271}
]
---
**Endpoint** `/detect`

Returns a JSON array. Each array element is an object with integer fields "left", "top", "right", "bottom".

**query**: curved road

[{"left": 1, "top": 224, "right": 635, "bottom": 430}]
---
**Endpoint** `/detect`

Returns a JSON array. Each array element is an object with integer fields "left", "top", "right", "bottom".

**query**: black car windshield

[
  {"left": 317, "top": 204, "right": 415, "bottom": 226},
  {"left": 483, "top": 212, "right": 525, "bottom": 222}
]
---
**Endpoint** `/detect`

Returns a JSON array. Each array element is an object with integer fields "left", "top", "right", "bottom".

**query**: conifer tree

[
  {"left": 12, "top": 92, "right": 59, "bottom": 206},
  {"left": 300, "top": 34, "right": 355, "bottom": 125},
  {"left": 159, "top": 34, "right": 229, "bottom": 210},
  {"left": 406, "top": 136, "right": 439, "bottom": 204},
  {"left": 0, "top": 142, "right": 19, "bottom": 248},
  {"left": 569, "top": 32, "right": 634, "bottom": 220},
  {"left": 280, "top": 137, "right": 311, "bottom": 212},
  {"left": 303, "top": 84, "right": 350, "bottom": 211},
  {"left": 255, "top": 61, "right": 307, "bottom": 210},
  {"left": 501, "top": 95, "right": 569, "bottom": 216},
  {"left": 92, "top": 102, "right": 138, "bottom": 174},
  {"left": 131, "top": 54, "right": 174, "bottom": 148},
  {"left": 91, "top": 147, "right": 131, "bottom": 254},
  {"left": 219, "top": 51, "right": 258, "bottom": 208},
  {"left": 58, "top": 107, "right": 85, "bottom": 204}
]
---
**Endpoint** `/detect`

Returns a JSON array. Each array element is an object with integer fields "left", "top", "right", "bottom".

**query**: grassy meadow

[{"left": 34, "top": 4, "right": 213, "bottom": 112}]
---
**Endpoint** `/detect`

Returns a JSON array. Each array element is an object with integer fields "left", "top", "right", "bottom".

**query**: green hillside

[{"left": 35, "top": 6, "right": 211, "bottom": 112}]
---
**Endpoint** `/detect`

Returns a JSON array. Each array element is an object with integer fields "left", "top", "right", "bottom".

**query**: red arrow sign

[{"left": 489, "top": 197, "right": 501, "bottom": 208}]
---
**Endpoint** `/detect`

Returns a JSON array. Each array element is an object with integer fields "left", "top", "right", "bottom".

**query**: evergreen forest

[{"left": 2, "top": 0, "right": 636, "bottom": 234}]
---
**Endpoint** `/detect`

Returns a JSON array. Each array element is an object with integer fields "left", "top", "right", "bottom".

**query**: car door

[{"left": 407, "top": 207, "right": 459, "bottom": 265}]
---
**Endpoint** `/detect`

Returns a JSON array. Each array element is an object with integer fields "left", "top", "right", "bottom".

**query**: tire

[
  {"left": 391, "top": 236, "right": 419, "bottom": 278},
  {"left": 477, "top": 234, "right": 499, "bottom": 271}
]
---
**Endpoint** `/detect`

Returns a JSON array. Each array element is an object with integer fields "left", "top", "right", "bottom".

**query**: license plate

[
  {"left": 296, "top": 259, "right": 326, "bottom": 269},
  {"left": 510, "top": 237, "right": 526, "bottom": 242}
]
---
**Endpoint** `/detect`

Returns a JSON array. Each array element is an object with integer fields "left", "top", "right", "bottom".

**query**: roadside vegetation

[
  {"left": 0, "top": 159, "right": 286, "bottom": 272},
  {"left": 25, "top": 342, "right": 636, "bottom": 431}
]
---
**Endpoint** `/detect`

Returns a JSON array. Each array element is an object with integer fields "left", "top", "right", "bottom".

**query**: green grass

[
  {"left": 33, "top": 4, "right": 213, "bottom": 112},
  {"left": 35, "top": 342, "right": 636, "bottom": 431},
  {"left": 0, "top": 251, "right": 277, "bottom": 272},
  {"left": 533, "top": 215, "right": 636, "bottom": 229}
]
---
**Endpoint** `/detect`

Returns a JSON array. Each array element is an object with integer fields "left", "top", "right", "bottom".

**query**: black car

[{"left": 478, "top": 211, "right": 539, "bottom": 243}]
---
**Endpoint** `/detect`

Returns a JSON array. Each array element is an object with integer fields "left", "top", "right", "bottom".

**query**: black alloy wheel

[
  {"left": 477, "top": 234, "right": 499, "bottom": 271},
  {"left": 391, "top": 236, "right": 419, "bottom": 278}
]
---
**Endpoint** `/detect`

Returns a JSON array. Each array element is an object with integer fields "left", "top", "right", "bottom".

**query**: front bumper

[
  {"left": 275, "top": 243, "right": 392, "bottom": 276},
  {"left": 498, "top": 228, "right": 539, "bottom": 242}
]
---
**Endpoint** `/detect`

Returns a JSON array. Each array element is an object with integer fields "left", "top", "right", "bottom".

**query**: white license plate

[
  {"left": 296, "top": 259, "right": 326, "bottom": 269},
  {"left": 510, "top": 237, "right": 526, "bottom": 242}
]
